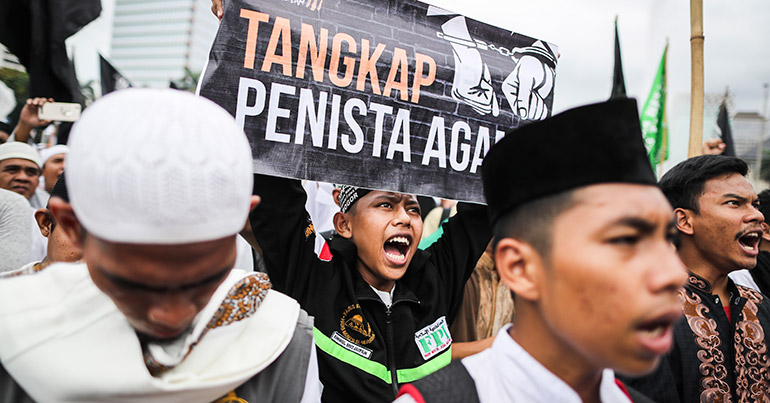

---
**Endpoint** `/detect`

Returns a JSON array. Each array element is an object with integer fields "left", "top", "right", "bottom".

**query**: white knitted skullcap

[
  {"left": 39, "top": 144, "right": 69, "bottom": 167},
  {"left": 65, "top": 89, "right": 253, "bottom": 244},
  {"left": 0, "top": 141, "right": 42, "bottom": 168}
]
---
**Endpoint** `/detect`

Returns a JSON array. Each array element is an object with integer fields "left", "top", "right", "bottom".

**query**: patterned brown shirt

[{"left": 621, "top": 272, "right": 770, "bottom": 403}]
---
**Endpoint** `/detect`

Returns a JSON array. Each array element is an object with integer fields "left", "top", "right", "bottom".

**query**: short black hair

[
  {"left": 758, "top": 189, "right": 770, "bottom": 219},
  {"left": 493, "top": 189, "right": 577, "bottom": 258},
  {"left": 658, "top": 155, "right": 748, "bottom": 213}
]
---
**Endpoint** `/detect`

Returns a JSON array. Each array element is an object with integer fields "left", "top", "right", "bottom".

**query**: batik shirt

[{"left": 621, "top": 272, "right": 770, "bottom": 403}]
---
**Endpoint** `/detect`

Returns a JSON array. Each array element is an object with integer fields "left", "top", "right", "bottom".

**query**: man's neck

[
  {"left": 677, "top": 243, "right": 731, "bottom": 305},
  {"left": 509, "top": 310, "right": 603, "bottom": 403}
]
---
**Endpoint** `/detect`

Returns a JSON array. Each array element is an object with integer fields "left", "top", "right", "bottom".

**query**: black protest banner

[{"left": 199, "top": 0, "right": 558, "bottom": 203}]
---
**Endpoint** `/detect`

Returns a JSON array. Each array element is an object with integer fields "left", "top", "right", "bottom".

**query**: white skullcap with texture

[
  {"left": 0, "top": 141, "right": 42, "bottom": 168},
  {"left": 65, "top": 88, "right": 253, "bottom": 244}
]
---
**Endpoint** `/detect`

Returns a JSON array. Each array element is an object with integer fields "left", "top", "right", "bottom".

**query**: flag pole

[{"left": 688, "top": 0, "right": 705, "bottom": 157}]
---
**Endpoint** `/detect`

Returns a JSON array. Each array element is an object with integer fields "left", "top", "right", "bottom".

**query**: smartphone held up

[{"left": 38, "top": 102, "right": 81, "bottom": 122}]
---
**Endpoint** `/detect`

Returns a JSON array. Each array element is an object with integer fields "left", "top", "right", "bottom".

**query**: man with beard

[
  {"left": 621, "top": 155, "right": 770, "bottom": 402},
  {"left": 0, "top": 89, "right": 320, "bottom": 402}
]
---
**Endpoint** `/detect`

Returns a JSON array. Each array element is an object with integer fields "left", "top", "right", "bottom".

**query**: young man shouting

[
  {"left": 396, "top": 98, "right": 687, "bottom": 403},
  {"left": 622, "top": 155, "right": 770, "bottom": 402}
]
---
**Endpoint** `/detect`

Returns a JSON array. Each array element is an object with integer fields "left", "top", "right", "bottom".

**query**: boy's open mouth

[{"left": 384, "top": 235, "right": 412, "bottom": 264}]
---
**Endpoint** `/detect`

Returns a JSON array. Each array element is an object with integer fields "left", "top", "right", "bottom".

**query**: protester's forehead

[
  {"left": 0, "top": 158, "right": 39, "bottom": 168},
  {"left": 701, "top": 172, "right": 756, "bottom": 199},
  {"left": 89, "top": 234, "right": 237, "bottom": 280},
  {"left": 362, "top": 190, "right": 418, "bottom": 203},
  {"left": 564, "top": 183, "right": 672, "bottom": 223}
]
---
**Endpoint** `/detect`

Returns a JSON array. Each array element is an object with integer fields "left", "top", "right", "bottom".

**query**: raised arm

[{"left": 248, "top": 174, "right": 329, "bottom": 298}]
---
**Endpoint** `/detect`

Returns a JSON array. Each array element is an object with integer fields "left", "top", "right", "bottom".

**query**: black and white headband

[{"left": 338, "top": 185, "right": 371, "bottom": 213}]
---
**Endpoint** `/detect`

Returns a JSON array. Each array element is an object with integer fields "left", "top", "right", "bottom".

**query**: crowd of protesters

[
  {"left": 0, "top": 5, "right": 768, "bottom": 402},
  {"left": 0, "top": 86, "right": 768, "bottom": 403}
]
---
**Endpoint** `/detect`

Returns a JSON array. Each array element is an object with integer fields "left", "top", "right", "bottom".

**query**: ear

[
  {"left": 248, "top": 195, "right": 261, "bottom": 212},
  {"left": 674, "top": 208, "right": 694, "bottom": 235},
  {"left": 495, "top": 237, "right": 543, "bottom": 301},
  {"left": 333, "top": 212, "right": 353, "bottom": 239},
  {"left": 48, "top": 198, "right": 85, "bottom": 249},
  {"left": 240, "top": 195, "right": 261, "bottom": 236},
  {"left": 33, "top": 208, "right": 52, "bottom": 237},
  {"left": 332, "top": 188, "right": 341, "bottom": 207}
]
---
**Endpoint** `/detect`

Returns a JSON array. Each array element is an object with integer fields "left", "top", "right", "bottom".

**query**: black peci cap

[
  {"left": 49, "top": 173, "right": 69, "bottom": 203},
  {"left": 481, "top": 98, "right": 656, "bottom": 225}
]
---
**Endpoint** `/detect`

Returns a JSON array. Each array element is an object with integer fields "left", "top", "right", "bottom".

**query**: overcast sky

[
  {"left": 420, "top": 0, "right": 770, "bottom": 165},
  {"left": 70, "top": 0, "right": 770, "bottom": 165}
]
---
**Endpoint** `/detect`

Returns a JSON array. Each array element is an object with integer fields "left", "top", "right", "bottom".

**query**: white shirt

[
  {"left": 729, "top": 269, "right": 760, "bottom": 291},
  {"left": 394, "top": 324, "right": 632, "bottom": 403},
  {"left": 0, "top": 264, "right": 320, "bottom": 402},
  {"left": 371, "top": 284, "right": 395, "bottom": 307}
]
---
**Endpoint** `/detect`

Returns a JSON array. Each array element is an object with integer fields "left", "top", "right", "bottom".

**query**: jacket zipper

[{"left": 385, "top": 305, "right": 398, "bottom": 396}]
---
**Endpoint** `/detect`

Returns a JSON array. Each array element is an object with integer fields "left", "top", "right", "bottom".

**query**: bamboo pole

[{"left": 688, "top": 0, "right": 705, "bottom": 157}]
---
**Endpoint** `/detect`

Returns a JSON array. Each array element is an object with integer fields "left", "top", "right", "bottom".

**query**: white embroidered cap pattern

[{"left": 65, "top": 89, "right": 253, "bottom": 244}]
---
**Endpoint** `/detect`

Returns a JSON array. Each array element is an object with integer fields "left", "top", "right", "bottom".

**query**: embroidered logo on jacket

[
  {"left": 340, "top": 304, "right": 375, "bottom": 345},
  {"left": 332, "top": 331, "right": 373, "bottom": 358},
  {"left": 414, "top": 316, "right": 452, "bottom": 360}
]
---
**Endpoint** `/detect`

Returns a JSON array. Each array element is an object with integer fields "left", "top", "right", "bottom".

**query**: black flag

[
  {"left": 716, "top": 100, "right": 736, "bottom": 157},
  {"left": 0, "top": 0, "right": 101, "bottom": 103},
  {"left": 610, "top": 17, "right": 627, "bottom": 99},
  {"left": 99, "top": 54, "right": 132, "bottom": 95}
]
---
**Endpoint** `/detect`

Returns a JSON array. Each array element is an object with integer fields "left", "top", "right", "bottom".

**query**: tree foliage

[
  {"left": 0, "top": 68, "right": 29, "bottom": 125},
  {"left": 169, "top": 67, "right": 200, "bottom": 93}
]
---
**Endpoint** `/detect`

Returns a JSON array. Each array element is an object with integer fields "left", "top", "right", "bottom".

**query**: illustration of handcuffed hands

[
  {"left": 502, "top": 53, "right": 554, "bottom": 121},
  {"left": 440, "top": 14, "right": 555, "bottom": 122}
]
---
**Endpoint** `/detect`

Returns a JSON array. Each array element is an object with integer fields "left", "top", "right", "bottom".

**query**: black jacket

[
  {"left": 619, "top": 272, "right": 770, "bottom": 402},
  {"left": 249, "top": 174, "right": 491, "bottom": 402}
]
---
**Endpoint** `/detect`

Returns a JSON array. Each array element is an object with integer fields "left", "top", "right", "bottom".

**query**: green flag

[{"left": 641, "top": 45, "right": 668, "bottom": 166}]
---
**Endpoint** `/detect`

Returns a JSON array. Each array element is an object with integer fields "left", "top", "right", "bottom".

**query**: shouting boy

[{"left": 249, "top": 143, "right": 490, "bottom": 401}]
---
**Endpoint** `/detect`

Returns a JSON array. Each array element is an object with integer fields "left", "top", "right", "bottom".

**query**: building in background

[
  {"left": 109, "top": 0, "right": 218, "bottom": 88},
  {"left": 734, "top": 112, "right": 766, "bottom": 164}
]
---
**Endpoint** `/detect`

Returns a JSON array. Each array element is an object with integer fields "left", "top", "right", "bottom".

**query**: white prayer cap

[
  {"left": 39, "top": 144, "right": 69, "bottom": 167},
  {"left": 0, "top": 141, "right": 42, "bottom": 168},
  {"left": 65, "top": 88, "right": 253, "bottom": 244}
]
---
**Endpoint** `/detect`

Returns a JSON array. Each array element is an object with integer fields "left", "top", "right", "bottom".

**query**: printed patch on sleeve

[
  {"left": 332, "top": 331, "right": 373, "bottom": 358},
  {"left": 414, "top": 316, "right": 452, "bottom": 360}
]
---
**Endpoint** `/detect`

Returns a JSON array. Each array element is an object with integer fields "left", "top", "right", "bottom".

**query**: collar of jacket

[
  {"left": 329, "top": 236, "right": 423, "bottom": 305},
  {"left": 686, "top": 271, "right": 745, "bottom": 306}
]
